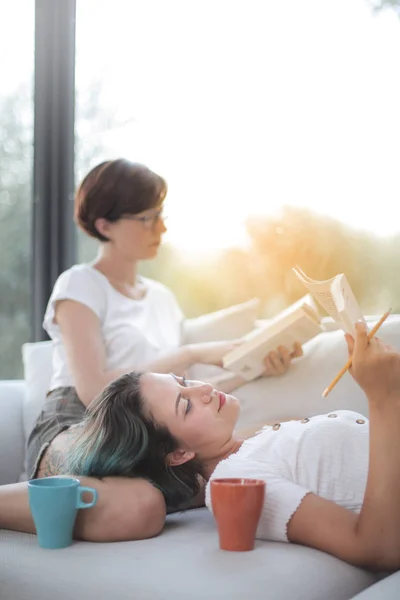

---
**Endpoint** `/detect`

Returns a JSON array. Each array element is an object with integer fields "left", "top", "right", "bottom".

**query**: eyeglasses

[{"left": 122, "top": 208, "right": 166, "bottom": 230}]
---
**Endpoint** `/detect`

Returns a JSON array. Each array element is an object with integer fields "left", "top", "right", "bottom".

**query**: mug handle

[{"left": 77, "top": 486, "right": 98, "bottom": 509}]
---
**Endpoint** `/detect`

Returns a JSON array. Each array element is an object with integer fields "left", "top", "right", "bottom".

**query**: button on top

[
  {"left": 356, "top": 419, "right": 365, "bottom": 424},
  {"left": 301, "top": 418, "right": 310, "bottom": 423},
  {"left": 328, "top": 413, "right": 337, "bottom": 418},
  {"left": 272, "top": 423, "right": 281, "bottom": 431}
]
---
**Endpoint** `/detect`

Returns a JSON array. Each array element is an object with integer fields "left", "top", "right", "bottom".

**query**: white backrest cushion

[
  {"left": 182, "top": 298, "right": 260, "bottom": 344},
  {"left": 0, "top": 380, "right": 26, "bottom": 484},
  {"left": 21, "top": 315, "right": 400, "bottom": 437},
  {"left": 191, "top": 315, "right": 400, "bottom": 429},
  {"left": 184, "top": 298, "right": 260, "bottom": 384},
  {"left": 21, "top": 340, "right": 53, "bottom": 442}
]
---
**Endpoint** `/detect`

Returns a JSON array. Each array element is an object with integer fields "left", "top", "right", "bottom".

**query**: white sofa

[{"left": 1, "top": 308, "right": 400, "bottom": 600}]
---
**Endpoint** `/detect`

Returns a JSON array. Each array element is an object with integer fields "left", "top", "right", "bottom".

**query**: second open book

[{"left": 222, "top": 266, "right": 365, "bottom": 381}]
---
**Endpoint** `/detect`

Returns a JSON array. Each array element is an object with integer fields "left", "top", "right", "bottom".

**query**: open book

[
  {"left": 222, "top": 267, "right": 365, "bottom": 381},
  {"left": 291, "top": 266, "right": 365, "bottom": 335}
]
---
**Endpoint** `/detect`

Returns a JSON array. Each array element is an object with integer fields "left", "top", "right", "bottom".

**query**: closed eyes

[
  {"left": 172, "top": 373, "right": 192, "bottom": 417},
  {"left": 185, "top": 398, "right": 192, "bottom": 415},
  {"left": 181, "top": 376, "right": 192, "bottom": 415}
]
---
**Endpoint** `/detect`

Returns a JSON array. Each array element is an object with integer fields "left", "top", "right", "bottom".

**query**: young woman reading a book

[{"left": 1, "top": 321, "right": 399, "bottom": 571}]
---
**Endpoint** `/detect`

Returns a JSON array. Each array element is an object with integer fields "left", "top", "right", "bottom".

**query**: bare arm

[
  {"left": 287, "top": 322, "right": 400, "bottom": 571},
  {"left": 287, "top": 491, "right": 400, "bottom": 571},
  {"left": 56, "top": 299, "right": 303, "bottom": 405},
  {"left": 0, "top": 477, "right": 165, "bottom": 542},
  {"left": 56, "top": 300, "right": 198, "bottom": 405},
  {"left": 56, "top": 300, "right": 242, "bottom": 405},
  {"left": 344, "top": 322, "right": 400, "bottom": 568}
]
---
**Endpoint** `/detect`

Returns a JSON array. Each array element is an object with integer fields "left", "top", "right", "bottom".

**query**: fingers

[
  {"left": 291, "top": 342, "right": 303, "bottom": 358},
  {"left": 277, "top": 346, "right": 292, "bottom": 369},
  {"left": 264, "top": 353, "right": 284, "bottom": 375},
  {"left": 263, "top": 343, "right": 303, "bottom": 378},
  {"left": 263, "top": 356, "right": 275, "bottom": 377},
  {"left": 354, "top": 320, "right": 369, "bottom": 351},
  {"left": 345, "top": 320, "right": 372, "bottom": 366},
  {"left": 345, "top": 332, "right": 355, "bottom": 359},
  {"left": 345, "top": 321, "right": 389, "bottom": 367},
  {"left": 264, "top": 348, "right": 289, "bottom": 376}
]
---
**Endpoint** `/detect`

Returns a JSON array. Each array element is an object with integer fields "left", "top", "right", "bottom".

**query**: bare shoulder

[{"left": 37, "top": 425, "right": 84, "bottom": 478}]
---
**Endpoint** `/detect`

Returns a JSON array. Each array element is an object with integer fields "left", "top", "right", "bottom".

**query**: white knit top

[{"left": 205, "top": 410, "right": 369, "bottom": 543}]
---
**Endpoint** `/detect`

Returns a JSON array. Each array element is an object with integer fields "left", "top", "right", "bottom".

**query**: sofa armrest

[
  {"left": 0, "top": 380, "right": 26, "bottom": 485},
  {"left": 350, "top": 571, "right": 400, "bottom": 599}
]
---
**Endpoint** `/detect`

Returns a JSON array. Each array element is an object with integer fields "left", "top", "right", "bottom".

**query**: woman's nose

[
  {"left": 195, "top": 383, "right": 214, "bottom": 404},
  {"left": 157, "top": 216, "right": 167, "bottom": 234}
]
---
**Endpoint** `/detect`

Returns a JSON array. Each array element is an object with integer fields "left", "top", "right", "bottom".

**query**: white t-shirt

[
  {"left": 205, "top": 410, "right": 369, "bottom": 543},
  {"left": 43, "top": 264, "right": 184, "bottom": 391}
]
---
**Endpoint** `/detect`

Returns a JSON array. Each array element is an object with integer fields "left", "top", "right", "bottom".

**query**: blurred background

[{"left": 1, "top": 0, "right": 400, "bottom": 378}]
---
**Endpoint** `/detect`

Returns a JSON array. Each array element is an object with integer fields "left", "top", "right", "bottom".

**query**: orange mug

[{"left": 210, "top": 478, "right": 266, "bottom": 551}]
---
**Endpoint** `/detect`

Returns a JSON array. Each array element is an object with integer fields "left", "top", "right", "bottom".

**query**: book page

[
  {"left": 292, "top": 266, "right": 342, "bottom": 323},
  {"left": 331, "top": 275, "right": 365, "bottom": 334},
  {"left": 292, "top": 266, "right": 365, "bottom": 334}
]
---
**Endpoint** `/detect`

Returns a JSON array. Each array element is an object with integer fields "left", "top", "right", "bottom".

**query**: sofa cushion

[
  {"left": 0, "top": 380, "right": 26, "bottom": 485},
  {"left": 192, "top": 314, "right": 400, "bottom": 430},
  {"left": 21, "top": 340, "right": 53, "bottom": 444},
  {"left": 0, "top": 508, "right": 379, "bottom": 600},
  {"left": 182, "top": 298, "right": 260, "bottom": 343},
  {"left": 350, "top": 571, "right": 400, "bottom": 599},
  {"left": 21, "top": 315, "right": 400, "bottom": 437}
]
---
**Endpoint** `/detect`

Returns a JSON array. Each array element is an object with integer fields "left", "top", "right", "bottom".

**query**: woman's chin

[
  {"left": 228, "top": 396, "right": 242, "bottom": 422},
  {"left": 146, "top": 245, "right": 161, "bottom": 259},
  {"left": 230, "top": 395, "right": 241, "bottom": 411},
  {"left": 136, "top": 246, "right": 161, "bottom": 261}
]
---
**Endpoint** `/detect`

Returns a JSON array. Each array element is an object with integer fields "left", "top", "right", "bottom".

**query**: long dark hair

[{"left": 66, "top": 372, "right": 202, "bottom": 508}]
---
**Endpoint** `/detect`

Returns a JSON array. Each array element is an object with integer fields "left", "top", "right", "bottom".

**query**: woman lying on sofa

[{"left": 1, "top": 321, "right": 399, "bottom": 571}]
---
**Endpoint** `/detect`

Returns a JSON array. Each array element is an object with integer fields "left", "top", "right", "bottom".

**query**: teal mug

[{"left": 28, "top": 476, "right": 98, "bottom": 549}]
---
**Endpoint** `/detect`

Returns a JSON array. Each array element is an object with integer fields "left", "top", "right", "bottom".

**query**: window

[
  {"left": 75, "top": 1, "right": 400, "bottom": 315},
  {"left": 0, "top": 3, "right": 34, "bottom": 378}
]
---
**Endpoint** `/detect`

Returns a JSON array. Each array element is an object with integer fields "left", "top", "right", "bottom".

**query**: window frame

[{"left": 32, "top": 0, "right": 77, "bottom": 340}]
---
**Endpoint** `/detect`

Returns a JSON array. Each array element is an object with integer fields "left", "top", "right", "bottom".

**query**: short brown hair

[{"left": 75, "top": 159, "right": 167, "bottom": 242}]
